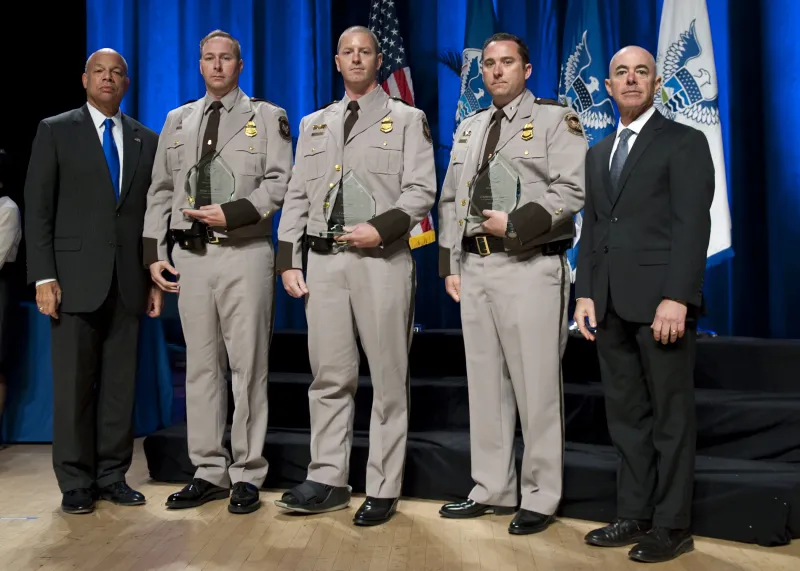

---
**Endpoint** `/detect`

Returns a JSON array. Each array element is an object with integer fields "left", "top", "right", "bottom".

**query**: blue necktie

[{"left": 103, "top": 118, "right": 120, "bottom": 200}]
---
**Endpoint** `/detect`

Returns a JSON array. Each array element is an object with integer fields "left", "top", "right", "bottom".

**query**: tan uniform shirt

[
  {"left": 143, "top": 87, "right": 293, "bottom": 265},
  {"left": 438, "top": 89, "right": 588, "bottom": 277},
  {"left": 276, "top": 85, "right": 437, "bottom": 271}
]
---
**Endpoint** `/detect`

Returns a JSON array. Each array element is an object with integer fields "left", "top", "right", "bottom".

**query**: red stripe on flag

[
  {"left": 420, "top": 215, "right": 432, "bottom": 232},
  {"left": 392, "top": 69, "right": 415, "bottom": 105}
]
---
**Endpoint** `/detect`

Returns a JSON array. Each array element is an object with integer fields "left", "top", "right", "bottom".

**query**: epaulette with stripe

[
  {"left": 464, "top": 107, "right": 488, "bottom": 120},
  {"left": 250, "top": 97, "right": 278, "bottom": 106},
  {"left": 391, "top": 96, "right": 413, "bottom": 106},
  {"left": 535, "top": 97, "right": 566, "bottom": 107},
  {"left": 317, "top": 100, "right": 339, "bottom": 111}
]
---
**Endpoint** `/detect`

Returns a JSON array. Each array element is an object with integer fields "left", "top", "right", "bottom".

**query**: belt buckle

[
  {"left": 476, "top": 236, "right": 490, "bottom": 256},
  {"left": 206, "top": 226, "right": 219, "bottom": 245}
]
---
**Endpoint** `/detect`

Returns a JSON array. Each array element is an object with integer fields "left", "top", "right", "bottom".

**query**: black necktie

[
  {"left": 609, "top": 128, "right": 633, "bottom": 202},
  {"left": 330, "top": 101, "right": 361, "bottom": 228},
  {"left": 196, "top": 101, "right": 223, "bottom": 207},
  {"left": 481, "top": 109, "right": 505, "bottom": 167},
  {"left": 342, "top": 100, "right": 360, "bottom": 144}
]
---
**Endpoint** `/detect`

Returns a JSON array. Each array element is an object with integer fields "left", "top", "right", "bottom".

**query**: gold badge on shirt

[
  {"left": 245, "top": 120, "right": 257, "bottom": 137},
  {"left": 521, "top": 123, "right": 533, "bottom": 141},
  {"left": 380, "top": 116, "right": 393, "bottom": 133}
]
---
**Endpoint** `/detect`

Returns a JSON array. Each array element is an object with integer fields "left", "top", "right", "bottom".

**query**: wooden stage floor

[{"left": 0, "top": 441, "right": 798, "bottom": 571}]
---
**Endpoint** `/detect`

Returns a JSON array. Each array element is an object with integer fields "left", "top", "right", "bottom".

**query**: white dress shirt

[
  {"left": 608, "top": 105, "right": 656, "bottom": 168},
  {"left": 0, "top": 195, "right": 21, "bottom": 269},
  {"left": 37, "top": 103, "right": 124, "bottom": 287}
]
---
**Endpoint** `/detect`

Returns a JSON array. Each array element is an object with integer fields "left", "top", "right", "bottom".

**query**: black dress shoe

[
  {"left": 274, "top": 480, "right": 351, "bottom": 514},
  {"left": 165, "top": 478, "right": 229, "bottom": 509},
  {"left": 628, "top": 527, "right": 694, "bottom": 563},
  {"left": 97, "top": 481, "right": 146, "bottom": 506},
  {"left": 62, "top": 488, "right": 95, "bottom": 514},
  {"left": 353, "top": 497, "right": 398, "bottom": 526},
  {"left": 439, "top": 498, "right": 516, "bottom": 519},
  {"left": 585, "top": 518, "right": 652, "bottom": 547},
  {"left": 229, "top": 482, "right": 260, "bottom": 514},
  {"left": 508, "top": 509, "right": 554, "bottom": 535}
]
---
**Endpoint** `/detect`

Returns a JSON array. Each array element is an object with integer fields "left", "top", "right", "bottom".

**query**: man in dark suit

[
  {"left": 24, "top": 48, "right": 161, "bottom": 514},
  {"left": 573, "top": 46, "right": 714, "bottom": 563}
]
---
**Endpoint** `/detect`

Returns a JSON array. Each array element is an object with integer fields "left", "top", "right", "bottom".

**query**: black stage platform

[{"left": 144, "top": 330, "right": 800, "bottom": 547}]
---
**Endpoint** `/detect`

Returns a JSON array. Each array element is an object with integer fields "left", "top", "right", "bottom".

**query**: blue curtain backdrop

[{"left": 86, "top": 0, "right": 798, "bottom": 339}]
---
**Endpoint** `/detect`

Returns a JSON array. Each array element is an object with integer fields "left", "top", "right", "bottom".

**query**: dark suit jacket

[
  {"left": 574, "top": 109, "right": 715, "bottom": 324},
  {"left": 24, "top": 104, "right": 158, "bottom": 315}
]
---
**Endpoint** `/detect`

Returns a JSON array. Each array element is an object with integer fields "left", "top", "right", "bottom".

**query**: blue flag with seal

[
  {"left": 454, "top": 0, "right": 497, "bottom": 130},
  {"left": 557, "top": 0, "right": 616, "bottom": 283}
]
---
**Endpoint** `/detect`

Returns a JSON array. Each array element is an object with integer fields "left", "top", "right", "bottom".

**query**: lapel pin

[{"left": 134, "top": 137, "right": 141, "bottom": 143}]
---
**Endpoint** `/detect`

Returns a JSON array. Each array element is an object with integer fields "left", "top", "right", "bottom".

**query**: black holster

[{"left": 170, "top": 221, "right": 208, "bottom": 252}]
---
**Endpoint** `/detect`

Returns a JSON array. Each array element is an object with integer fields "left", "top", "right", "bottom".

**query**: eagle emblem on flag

[
  {"left": 455, "top": 49, "right": 493, "bottom": 127},
  {"left": 558, "top": 31, "right": 616, "bottom": 145},
  {"left": 655, "top": 19, "right": 720, "bottom": 126}
]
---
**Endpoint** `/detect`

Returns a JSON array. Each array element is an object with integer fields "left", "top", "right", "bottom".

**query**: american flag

[{"left": 369, "top": 0, "right": 436, "bottom": 250}]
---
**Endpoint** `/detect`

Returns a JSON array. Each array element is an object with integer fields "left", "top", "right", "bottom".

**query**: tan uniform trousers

[
  {"left": 461, "top": 247, "right": 569, "bottom": 515},
  {"left": 172, "top": 237, "right": 274, "bottom": 488},
  {"left": 304, "top": 243, "right": 415, "bottom": 499}
]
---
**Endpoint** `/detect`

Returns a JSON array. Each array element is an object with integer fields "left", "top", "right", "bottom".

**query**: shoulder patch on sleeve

[
  {"left": 564, "top": 111, "right": 584, "bottom": 136},
  {"left": 535, "top": 97, "right": 566, "bottom": 107},
  {"left": 422, "top": 116, "right": 432, "bottom": 144},
  {"left": 278, "top": 115, "right": 291, "bottom": 142}
]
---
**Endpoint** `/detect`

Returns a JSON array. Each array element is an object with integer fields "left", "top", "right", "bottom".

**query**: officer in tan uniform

[
  {"left": 438, "top": 33, "right": 587, "bottom": 534},
  {"left": 273, "top": 25, "right": 436, "bottom": 526},
  {"left": 143, "top": 29, "right": 293, "bottom": 515}
]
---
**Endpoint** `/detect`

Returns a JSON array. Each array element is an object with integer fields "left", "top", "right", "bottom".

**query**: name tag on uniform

[{"left": 458, "top": 130, "right": 471, "bottom": 144}]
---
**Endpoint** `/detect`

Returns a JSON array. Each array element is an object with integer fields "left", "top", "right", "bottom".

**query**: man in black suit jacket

[
  {"left": 574, "top": 46, "right": 714, "bottom": 563},
  {"left": 24, "top": 48, "right": 161, "bottom": 514}
]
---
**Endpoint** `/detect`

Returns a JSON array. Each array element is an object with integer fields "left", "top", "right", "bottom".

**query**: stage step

[
  {"left": 252, "top": 372, "right": 800, "bottom": 463},
  {"left": 168, "top": 330, "right": 800, "bottom": 393},
  {"left": 143, "top": 423, "right": 800, "bottom": 547}
]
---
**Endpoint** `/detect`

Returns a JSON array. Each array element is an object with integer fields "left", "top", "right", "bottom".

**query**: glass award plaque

[
  {"left": 466, "top": 153, "right": 520, "bottom": 223},
  {"left": 182, "top": 152, "right": 235, "bottom": 210},
  {"left": 320, "top": 171, "right": 376, "bottom": 237}
]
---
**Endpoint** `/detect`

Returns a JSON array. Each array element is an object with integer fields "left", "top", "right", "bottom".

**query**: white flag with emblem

[{"left": 656, "top": 0, "right": 732, "bottom": 265}]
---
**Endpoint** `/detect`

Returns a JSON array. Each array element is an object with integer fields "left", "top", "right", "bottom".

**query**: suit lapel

[
  {"left": 613, "top": 111, "right": 665, "bottom": 207},
  {"left": 117, "top": 116, "right": 140, "bottom": 209},
  {"left": 75, "top": 106, "right": 116, "bottom": 203},
  {"left": 596, "top": 135, "right": 615, "bottom": 208}
]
